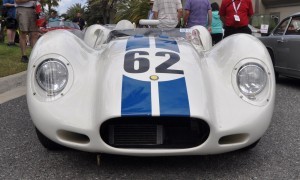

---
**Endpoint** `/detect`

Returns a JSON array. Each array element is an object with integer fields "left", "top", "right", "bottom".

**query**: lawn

[{"left": 0, "top": 43, "right": 30, "bottom": 78}]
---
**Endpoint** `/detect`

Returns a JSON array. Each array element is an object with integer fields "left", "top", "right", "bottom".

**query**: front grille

[
  {"left": 109, "top": 124, "right": 163, "bottom": 145},
  {"left": 100, "top": 117, "right": 210, "bottom": 149}
]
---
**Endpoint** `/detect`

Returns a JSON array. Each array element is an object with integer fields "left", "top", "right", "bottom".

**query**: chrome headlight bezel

[
  {"left": 232, "top": 58, "right": 272, "bottom": 106},
  {"left": 30, "top": 54, "right": 73, "bottom": 101},
  {"left": 237, "top": 63, "right": 267, "bottom": 97},
  {"left": 35, "top": 59, "right": 68, "bottom": 95}
]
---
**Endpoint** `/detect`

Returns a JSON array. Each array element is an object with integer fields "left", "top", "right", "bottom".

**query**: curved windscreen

[
  {"left": 107, "top": 28, "right": 191, "bottom": 43},
  {"left": 47, "top": 20, "right": 80, "bottom": 30}
]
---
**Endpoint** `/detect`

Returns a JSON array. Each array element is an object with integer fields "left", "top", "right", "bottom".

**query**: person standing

[
  {"left": 152, "top": 0, "right": 183, "bottom": 29},
  {"left": 72, "top": 12, "right": 85, "bottom": 30},
  {"left": 3, "top": 0, "right": 18, "bottom": 46},
  {"left": 211, "top": 2, "right": 223, "bottom": 45},
  {"left": 48, "top": 11, "right": 59, "bottom": 22},
  {"left": 219, "top": 0, "right": 254, "bottom": 38},
  {"left": 184, "top": 0, "right": 212, "bottom": 32},
  {"left": 148, "top": 0, "right": 154, "bottom": 20},
  {"left": 15, "top": 0, "right": 39, "bottom": 63}
]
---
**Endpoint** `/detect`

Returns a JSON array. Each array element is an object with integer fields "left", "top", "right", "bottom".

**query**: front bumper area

[{"left": 29, "top": 104, "right": 271, "bottom": 156}]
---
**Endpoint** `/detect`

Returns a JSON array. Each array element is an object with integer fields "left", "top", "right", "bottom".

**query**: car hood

[{"left": 97, "top": 36, "right": 211, "bottom": 118}]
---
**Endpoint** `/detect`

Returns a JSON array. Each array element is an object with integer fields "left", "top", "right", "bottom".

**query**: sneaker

[
  {"left": 21, "top": 56, "right": 29, "bottom": 63},
  {"left": 7, "top": 42, "right": 16, "bottom": 46}
]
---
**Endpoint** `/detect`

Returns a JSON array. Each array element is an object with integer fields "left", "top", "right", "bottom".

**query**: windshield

[
  {"left": 108, "top": 28, "right": 191, "bottom": 42},
  {"left": 47, "top": 20, "right": 80, "bottom": 29}
]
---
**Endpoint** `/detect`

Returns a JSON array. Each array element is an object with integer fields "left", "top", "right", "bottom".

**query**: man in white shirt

[{"left": 152, "top": 0, "right": 183, "bottom": 29}]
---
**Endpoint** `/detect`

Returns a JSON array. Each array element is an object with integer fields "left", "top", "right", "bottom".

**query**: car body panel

[
  {"left": 27, "top": 25, "right": 275, "bottom": 156},
  {"left": 259, "top": 12, "right": 300, "bottom": 78}
]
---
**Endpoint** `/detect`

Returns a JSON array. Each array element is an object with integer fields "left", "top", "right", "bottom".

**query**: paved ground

[
  {"left": 0, "top": 71, "right": 26, "bottom": 104},
  {"left": 0, "top": 76, "right": 299, "bottom": 179}
]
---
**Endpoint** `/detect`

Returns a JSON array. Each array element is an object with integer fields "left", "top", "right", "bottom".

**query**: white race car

[{"left": 27, "top": 20, "right": 275, "bottom": 156}]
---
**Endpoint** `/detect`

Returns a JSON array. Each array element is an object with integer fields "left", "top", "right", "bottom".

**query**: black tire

[
  {"left": 35, "top": 128, "right": 66, "bottom": 150},
  {"left": 240, "top": 139, "right": 260, "bottom": 151}
]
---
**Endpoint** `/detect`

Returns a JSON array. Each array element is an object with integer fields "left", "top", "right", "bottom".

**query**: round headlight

[
  {"left": 36, "top": 59, "right": 68, "bottom": 95},
  {"left": 237, "top": 64, "right": 267, "bottom": 97}
]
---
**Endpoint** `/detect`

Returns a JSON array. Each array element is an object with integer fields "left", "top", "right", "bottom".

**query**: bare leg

[
  {"left": 19, "top": 31, "right": 28, "bottom": 56},
  {"left": 11, "top": 30, "right": 16, "bottom": 43},
  {"left": 30, "top": 31, "right": 39, "bottom": 48},
  {"left": 6, "top": 29, "right": 12, "bottom": 43}
]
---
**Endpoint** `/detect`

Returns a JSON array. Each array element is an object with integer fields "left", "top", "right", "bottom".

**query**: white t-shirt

[{"left": 152, "top": 0, "right": 182, "bottom": 29}]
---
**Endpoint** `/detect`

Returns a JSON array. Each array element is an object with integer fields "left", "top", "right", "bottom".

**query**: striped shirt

[{"left": 152, "top": 0, "right": 182, "bottom": 29}]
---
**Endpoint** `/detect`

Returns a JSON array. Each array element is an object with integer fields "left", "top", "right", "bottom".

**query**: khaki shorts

[{"left": 16, "top": 7, "right": 39, "bottom": 32}]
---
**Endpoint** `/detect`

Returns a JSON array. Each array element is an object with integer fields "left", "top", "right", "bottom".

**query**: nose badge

[{"left": 150, "top": 75, "right": 159, "bottom": 81}]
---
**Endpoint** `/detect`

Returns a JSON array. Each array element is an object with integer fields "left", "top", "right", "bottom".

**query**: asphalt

[{"left": 0, "top": 71, "right": 27, "bottom": 104}]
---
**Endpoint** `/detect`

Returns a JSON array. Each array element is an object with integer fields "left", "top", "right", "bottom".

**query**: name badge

[{"left": 234, "top": 15, "right": 240, "bottom": 22}]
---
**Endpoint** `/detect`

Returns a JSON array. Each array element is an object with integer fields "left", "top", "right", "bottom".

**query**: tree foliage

[
  {"left": 41, "top": 0, "right": 61, "bottom": 13},
  {"left": 114, "top": 0, "right": 150, "bottom": 25},
  {"left": 85, "top": 0, "right": 120, "bottom": 25},
  {"left": 66, "top": 3, "right": 86, "bottom": 21}
]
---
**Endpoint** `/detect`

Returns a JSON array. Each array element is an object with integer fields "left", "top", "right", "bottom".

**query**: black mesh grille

[
  {"left": 109, "top": 125, "right": 163, "bottom": 145},
  {"left": 100, "top": 117, "right": 210, "bottom": 149}
]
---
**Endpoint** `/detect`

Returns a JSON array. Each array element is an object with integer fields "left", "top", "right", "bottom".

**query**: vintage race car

[{"left": 27, "top": 20, "right": 275, "bottom": 156}]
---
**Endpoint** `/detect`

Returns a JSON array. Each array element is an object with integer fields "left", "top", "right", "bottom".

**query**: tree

[
  {"left": 66, "top": 3, "right": 86, "bottom": 20},
  {"left": 85, "top": 0, "right": 103, "bottom": 25},
  {"left": 85, "top": 0, "right": 120, "bottom": 25},
  {"left": 41, "top": 0, "right": 61, "bottom": 13},
  {"left": 114, "top": 0, "right": 149, "bottom": 25}
]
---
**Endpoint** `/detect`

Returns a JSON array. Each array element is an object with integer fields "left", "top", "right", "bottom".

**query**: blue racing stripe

[
  {"left": 159, "top": 78, "right": 190, "bottom": 116},
  {"left": 155, "top": 38, "right": 180, "bottom": 53},
  {"left": 126, "top": 36, "right": 150, "bottom": 51},
  {"left": 121, "top": 75, "right": 152, "bottom": 116}
]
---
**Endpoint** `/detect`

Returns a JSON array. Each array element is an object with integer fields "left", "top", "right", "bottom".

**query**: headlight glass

[
  {"left": 237, "top": 64, "right": 267, "bottom": 97},
  {"left": 36, "top": 59, "right": 68, "bottom": 95}
]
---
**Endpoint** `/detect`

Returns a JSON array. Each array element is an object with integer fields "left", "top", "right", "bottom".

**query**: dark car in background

[{"left": 259, "top": 12, "right": 300, "bottom": 80}]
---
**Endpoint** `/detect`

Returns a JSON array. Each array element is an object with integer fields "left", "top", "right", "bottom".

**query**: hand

[{"left": 207, "top": 26, "right": 212, "bottom": 33}]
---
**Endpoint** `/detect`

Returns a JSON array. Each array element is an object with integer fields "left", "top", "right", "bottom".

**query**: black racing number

[
  {"left": 124, "top": 51, "right": 150, "bottom": 73},
  {"left": 155, "top": 52, "right": 184, "bottom": 74},
  {"left": 124, "top": 51, "right": 183, "bottom": 74}
]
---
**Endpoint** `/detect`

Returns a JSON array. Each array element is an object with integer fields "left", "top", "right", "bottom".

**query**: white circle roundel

[{"left": 123, "top": 48, "right": 185, "bottom": 82}]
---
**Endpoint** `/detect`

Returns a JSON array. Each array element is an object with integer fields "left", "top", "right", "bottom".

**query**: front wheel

[
  {"left": 240, "top": 139, "right": 260, "bottom": 151},
  {"left": 35, "top": 128, "right": 66, "bottom": 150}
]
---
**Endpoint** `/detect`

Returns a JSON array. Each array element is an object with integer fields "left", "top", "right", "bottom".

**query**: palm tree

[
  {"left": 86, "top": 0, "right": 120, "bottom": 25},
  {"left": 41, "top": 0, "right": 61, "bottom": 13},
  {"left": 114, "top": 0, "right": 149, "bottom": 25},
  {"left": 66, "top": 3, "right": 86, "bottom": 20}
]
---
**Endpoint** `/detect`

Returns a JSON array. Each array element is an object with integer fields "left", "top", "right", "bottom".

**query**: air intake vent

[
  {"left": 109, "top": 125, "right": 163, "bottom": 146},
  {"left": 100, "top": 117, "right": 210, "bottom": 149}
]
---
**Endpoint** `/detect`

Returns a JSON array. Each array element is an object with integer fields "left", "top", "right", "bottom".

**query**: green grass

[{"left": 0, "top": 43, "right": 30, "bottom": 78}]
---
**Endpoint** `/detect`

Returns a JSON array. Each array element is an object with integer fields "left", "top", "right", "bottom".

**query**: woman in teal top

[{"left": 211, "top": 2, "right": 223, "bottom": 45}]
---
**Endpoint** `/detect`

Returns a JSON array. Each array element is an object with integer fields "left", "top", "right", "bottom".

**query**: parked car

[
  {"left": 248, "top": 24, "right": 261, "bottom": 37},
  {"left": 259, "top": 12, "right": 300, "bottom": 79},
  {"left": 27, "top": 20, "right": 275, "bottom": 156}
]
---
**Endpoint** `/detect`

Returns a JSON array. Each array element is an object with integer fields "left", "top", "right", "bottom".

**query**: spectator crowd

[{"left": 1, "top": 0, "right": 254, "bottom": 63}]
